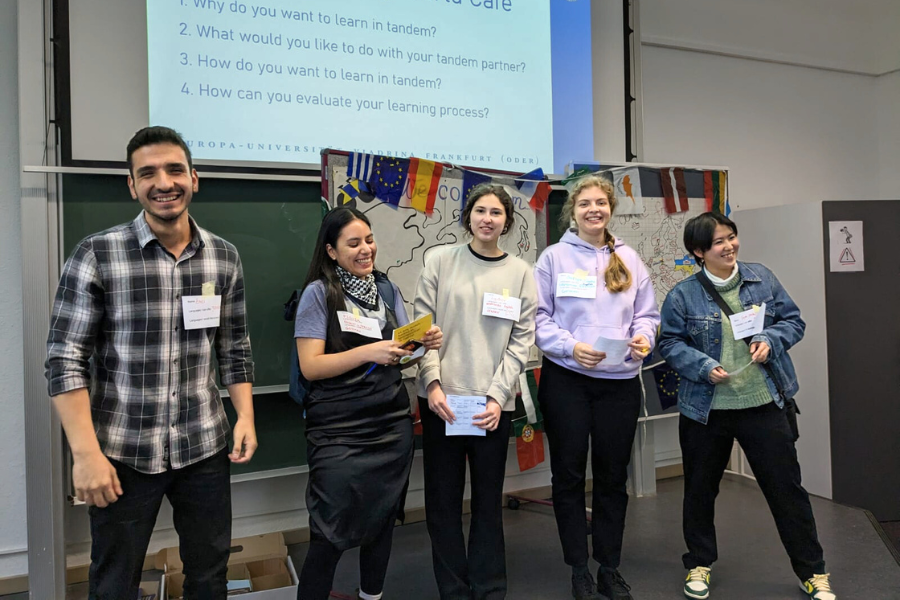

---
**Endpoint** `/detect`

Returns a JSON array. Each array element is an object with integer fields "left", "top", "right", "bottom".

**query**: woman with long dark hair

[
  {"left": 414, "top": 183, "right": 537, "bottom": 600},
  {"left": 294, "top": 207, "right": 442, "bottom": 600},
  {"left": 534, "top": 174, "right": 659, "bottom": 600},
  {"left": 658, "top": 212, "right": 834, "bottom": 600}
]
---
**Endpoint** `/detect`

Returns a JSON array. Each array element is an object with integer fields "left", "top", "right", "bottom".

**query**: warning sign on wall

[{"left": 829, "top": 221, "right": 864, "bottom": 272}]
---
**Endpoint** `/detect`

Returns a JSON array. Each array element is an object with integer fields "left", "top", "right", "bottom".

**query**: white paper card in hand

[
  {"left": 728, "top": 360, "right": 755, "bottom": 376},
  {"left": 182, "top": 295, "right": 222, "bottom": 330},
  {"left": 591, "top": 335, "right": 632, "bottom": 365},
  {"left": 337, "top": 311, "right": 383, "bottom": 339},
  {"left": 482, "top": 293, "right": 521, "bottom": 321},
  {"left": 555, "top": 273, "right": 597, "bottom": 298},
  {"left": 445, "top": 396, "right": 487, "bottom": 437},
  {"left": 729, "top": 302, "right": 766, "bottom": 340}
]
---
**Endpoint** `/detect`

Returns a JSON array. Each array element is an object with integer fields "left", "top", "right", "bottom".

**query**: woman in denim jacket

[{"left": 658, "top": 212, "right": 835, "bottom": 600}]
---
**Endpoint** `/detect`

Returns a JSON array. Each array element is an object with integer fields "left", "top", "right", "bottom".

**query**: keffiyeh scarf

[{"left": 335, "top": 265, "right": 379, "bottom": 309}]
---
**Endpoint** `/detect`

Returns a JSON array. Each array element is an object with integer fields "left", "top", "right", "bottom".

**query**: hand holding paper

[
  {"left": 445, "top": 396, "right": 487, "bottom": 437},
  {"left": 573, "top": 342, "right": 605, "bottom": 369},
  {"left": 749, "top": 340, "right": 770, "bottom": 363},
  {"left": 392, "top": 314, "right": 434, "bottom": 364},
  {"left": 591, "top": 336, "right": 631, "bottom": 365},
  {"left": 421, "top": 325, "right": 443, "bottom": 351},
  {"left": 709, "top": 366, "right": 730, "bottom": 384},
  {"left": 627, "top": 334, "right": 651, "bottom": 362}
]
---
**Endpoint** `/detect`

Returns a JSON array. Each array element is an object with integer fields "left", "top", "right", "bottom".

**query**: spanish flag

[{"left": 407, "top": 158, "right": 443, "bottom": 215}]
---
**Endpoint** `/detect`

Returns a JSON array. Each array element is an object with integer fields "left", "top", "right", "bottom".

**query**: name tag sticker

[
  {"left": 182, "top": 295, "right": 222, "bottom": 330},
  {"left": 556, "top": 273, "right": 598, "bottom": 298},
  {"left": 482, "top": 292, "right": 521, "bottom": 321},
  {"left": 337, "top": 310, "right": 382, "bottom": 339},
  {"left": 729, "top": 302, "right": 766, "bottom": 340}
]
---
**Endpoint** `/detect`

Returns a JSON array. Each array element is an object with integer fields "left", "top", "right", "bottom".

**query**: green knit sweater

[{"left": 711, "top": 276, "right": 773, "bottom": 410}]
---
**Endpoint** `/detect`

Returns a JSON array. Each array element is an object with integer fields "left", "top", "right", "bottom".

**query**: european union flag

[
  {"left": 368, "top": 156, "right": 408, "bottom": 206},
  {"left": 460, "top": 169, "right": 492, "bottom": 221},
  {"left": 652, "top": 363, "right": 680, "bottom": 410}
]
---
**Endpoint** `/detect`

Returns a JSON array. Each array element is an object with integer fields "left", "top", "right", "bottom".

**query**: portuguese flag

[{"left": 515, "top": 419, "right": 545, "bottom": 472}]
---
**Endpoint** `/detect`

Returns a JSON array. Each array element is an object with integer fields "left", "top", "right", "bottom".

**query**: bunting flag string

[{"left": 345, "top": 152, "right": 551, "bottom": 216}]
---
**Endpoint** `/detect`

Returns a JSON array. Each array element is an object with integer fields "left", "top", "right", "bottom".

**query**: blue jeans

[{"left": 88, "top": 448, "right": 232, "bottom": 600}]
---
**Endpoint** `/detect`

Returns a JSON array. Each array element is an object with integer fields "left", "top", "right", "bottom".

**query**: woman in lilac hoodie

[{"left": 534, "top": 174, "right": 660, "bottom": 600}]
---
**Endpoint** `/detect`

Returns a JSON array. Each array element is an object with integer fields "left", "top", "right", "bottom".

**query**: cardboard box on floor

[{"left": 156, "top": 532, "right": 298, "bottom": 599}]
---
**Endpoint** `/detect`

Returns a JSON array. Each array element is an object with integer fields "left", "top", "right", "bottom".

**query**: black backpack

[{"left": 283, "top": 273, "right": 398, "bottom": 406}]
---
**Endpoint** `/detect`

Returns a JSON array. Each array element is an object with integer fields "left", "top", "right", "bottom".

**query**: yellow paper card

[
  {"left": 201, "top": 281, "right": 216, "bottom": 296},
  {"left": 392, "top": 313, "right": 433, "bottom": 345},
  {"left": 574, "top": 269, "right": 588, "bottom": 278}
]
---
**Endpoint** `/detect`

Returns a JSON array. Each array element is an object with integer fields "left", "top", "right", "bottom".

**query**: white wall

[
  {"left": 876, "top": 70, "right": 900, "bottom": 199},
  {"left": 641, "top": 46, "right": 881, "bottom": 211},
  {"left": 0, "top": 0, "right": 28, "bottom": 579},
  {"left": 733, "top": 202, "right": 832, "bottom": 498},
  {"left": 640, "top": 0, "right": 900, "bottom": 75}
]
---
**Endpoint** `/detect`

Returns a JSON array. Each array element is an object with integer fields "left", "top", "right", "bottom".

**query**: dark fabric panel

[{"left": 822, "top": 200, "right": 900, "bottom": 521}]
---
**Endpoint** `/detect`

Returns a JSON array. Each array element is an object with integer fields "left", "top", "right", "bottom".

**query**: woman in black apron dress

[{"left": 294, "top": 208, "right": 442, "bottom": 600}]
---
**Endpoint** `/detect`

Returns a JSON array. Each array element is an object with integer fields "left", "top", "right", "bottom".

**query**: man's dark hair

[
  {"left": 126, "top": 126, "right": 193, "bottom": 175},
  {"left": 683, "top": 212, "right": 738, "bottom": 263}
]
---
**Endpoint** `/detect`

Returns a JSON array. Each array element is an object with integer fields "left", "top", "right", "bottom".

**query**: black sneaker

[
  {"left": 572, "top": 568, "right": 606, "bottom": 600},
  {"left": 597, "top": 566, "right": 633, "bottom": 600}
]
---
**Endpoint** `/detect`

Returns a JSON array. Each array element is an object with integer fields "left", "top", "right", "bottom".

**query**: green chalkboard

[{"left": 61, "top": 174, "right": 318, "bottom": 473}]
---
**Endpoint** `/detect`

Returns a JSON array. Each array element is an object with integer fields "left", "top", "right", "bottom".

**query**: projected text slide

[{"left": 148, "top": 0, "right": 554, "bottom": 170}]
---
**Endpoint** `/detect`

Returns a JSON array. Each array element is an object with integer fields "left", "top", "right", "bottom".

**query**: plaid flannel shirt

[{"left": 45, "top": 212, "right": 254, "bottom": 474}]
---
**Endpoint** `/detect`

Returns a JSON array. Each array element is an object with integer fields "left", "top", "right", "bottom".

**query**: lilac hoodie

[{"left": 534, "top": 230, "right": 660, "bottom": 379}]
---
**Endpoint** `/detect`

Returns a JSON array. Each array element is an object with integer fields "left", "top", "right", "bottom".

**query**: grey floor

[
  {"left": 5, "top": 476, "right": 898, "bottom": 599},
  {"left": 289, "top": 476, "right": 900, "bottom": 599}
]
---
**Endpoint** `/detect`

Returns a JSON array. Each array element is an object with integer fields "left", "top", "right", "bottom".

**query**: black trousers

[
  {"left": 420, "top": 397, "right": 513, "bottom": 600},
  {"left": 297, "top": 518, "right": 396, "bottom": 600},
  {"left": 88, "top": 448, "right": 232, "bottom": 600},
  {"left": 537, "top": 358, "right": 642, "bottom": 569},
  {"left": 680, "top": 402, "right": 826, "bottom": 581}
]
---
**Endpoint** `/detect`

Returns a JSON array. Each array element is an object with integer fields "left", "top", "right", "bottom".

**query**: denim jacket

[{"left": 658, "top": 262, "right": 805, "bottom": 424}]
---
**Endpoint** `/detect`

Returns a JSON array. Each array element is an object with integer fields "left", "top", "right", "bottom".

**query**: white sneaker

[
  {"left": 800, "top": 573, "right": 836, "bottom": 600},
  {"left": 684, "top": 566, "right": 711, "bottom": 599}
]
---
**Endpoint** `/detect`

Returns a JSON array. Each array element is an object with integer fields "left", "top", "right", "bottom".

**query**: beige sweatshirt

[{"left": 414, "top": 244, "right": 537, "bottom": 411}]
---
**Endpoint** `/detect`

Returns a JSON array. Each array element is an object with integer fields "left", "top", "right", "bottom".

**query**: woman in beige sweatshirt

[{"left": 414, "top": 183, "right": 537, "bottom": 600}]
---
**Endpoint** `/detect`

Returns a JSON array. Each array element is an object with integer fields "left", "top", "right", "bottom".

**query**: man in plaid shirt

[{"left": 45, "top": 126, "right": 256, "bottom": 599}]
